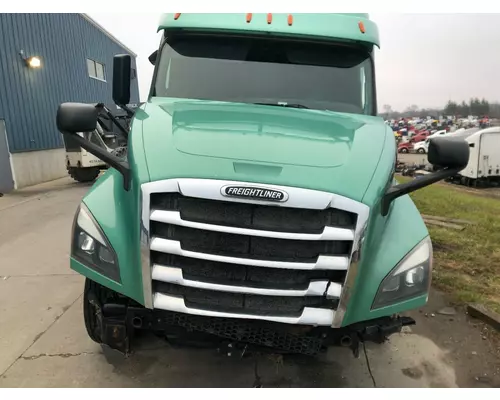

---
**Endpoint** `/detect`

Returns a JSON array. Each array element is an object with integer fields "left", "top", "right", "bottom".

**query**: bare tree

[{"left": 381, "top": 104, "right": 393, "bottom": 119}]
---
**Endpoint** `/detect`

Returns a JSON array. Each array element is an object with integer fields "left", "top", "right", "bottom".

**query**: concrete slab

[
  {"left": 0, "top": 349, "right": 255, "bottom": 388},
  {"left": 467, "top": 303, "right": 500, "bottom": 333},
  {"left": 276, "top": 347, "right": 373, "bottom": 388},
  {"left": 365, "top": 331, "right": 458, "bottom": 388},
  {"left": 0, "top": 183, "right": 87, "bottom": 277},
  {"left": 15, "top": 294, "right": 373, "bottom": 388},
  {"left": 0, "top": 176, "right": 87, "bottom": 212},
  {"left": 0, "top": 217, "right": 76, "bottom": 277},
  {"left": 407, "top": 290, "right": 500, "bottom": 387},
  {"left": 0, "top": 275, "right": 84, "bottom": 375},
  {"left": 1, "top": 342, "right": 372, "bottom": 388},
  {"left": 23, "top": 297, "right": 100, "bottom": 357}
]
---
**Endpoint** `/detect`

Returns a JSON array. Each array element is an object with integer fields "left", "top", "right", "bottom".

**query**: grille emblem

[{"left": 221, "top": 185, "right": 288, "bottom": 202}]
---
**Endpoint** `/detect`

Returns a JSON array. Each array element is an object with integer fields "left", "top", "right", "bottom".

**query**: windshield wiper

[{"left": 253, "top": 102, "right": 310, "bottom": 109}]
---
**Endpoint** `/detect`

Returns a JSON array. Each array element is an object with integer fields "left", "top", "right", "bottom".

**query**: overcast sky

[{"left": 88, "top": 13, "right": 500, "bottom": 112}]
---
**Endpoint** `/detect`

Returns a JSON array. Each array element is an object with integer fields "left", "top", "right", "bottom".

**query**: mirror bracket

[
  {"left": 96, "top": 103, "right": 130, "bottom": 140},
  {"left": 116, "top": 103, "right": 135, "bottom": 118},
  {"left": 381, "top": 167, "right": 462, "bottom": 216},
  {"left": 382, "top": 136, "right": 469, "bottom": 216},
  {"left": 64, "top": 131, "right": 131, "bottom": 191}
]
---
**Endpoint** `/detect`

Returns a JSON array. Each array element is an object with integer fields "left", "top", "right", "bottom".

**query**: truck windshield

[{"left": 153, "top": 35, "right": 375, "bottom": 116}]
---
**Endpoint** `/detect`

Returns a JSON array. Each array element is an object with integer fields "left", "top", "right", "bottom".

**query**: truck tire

[
  {"left": 399, "top": 148, "right": 409, "bottom": 153},
  {"left": 417, "top": 148, "right": 426, "bottom": 154},
  {"left": 68, "top": 167, "right": 100, "bottom": 183},
  {"left": 83, "top": 278, "right": 103, "bottom": 344}
]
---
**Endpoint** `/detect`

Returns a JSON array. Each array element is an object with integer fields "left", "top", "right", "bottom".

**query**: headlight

[
  {"left": 72, "top": 204, "right": 121, "bottom": 283},
  {"left": 372, "top": 236, "right": 432, "bottom": 309}
]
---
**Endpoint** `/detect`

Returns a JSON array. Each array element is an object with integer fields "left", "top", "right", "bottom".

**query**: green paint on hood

[{"left": 137, "top": 98, "right": 388, "bottom": 203}]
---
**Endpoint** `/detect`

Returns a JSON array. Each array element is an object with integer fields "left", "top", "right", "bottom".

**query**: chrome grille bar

[
  {"left": 150, "top": 209, "right": 355, "bottom": 241},
  {"left": 150, "top": 237, "right": 350, "bottom": 270},
  {"left": 152, "top": 264, "right": 342, "bottom": 297}
]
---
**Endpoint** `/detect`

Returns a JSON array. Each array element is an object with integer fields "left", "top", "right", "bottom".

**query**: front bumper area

[{"left": 96, "top": 300, "right": 415, "bottom": 358}]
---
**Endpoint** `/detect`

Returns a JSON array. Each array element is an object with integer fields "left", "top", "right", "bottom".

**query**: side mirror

[
  {"left": 56, "top": 102, "right": 131, "bottom": 191},
  {"left": 56, "top": 103, "right": 98, "bottom": 133},
  {"left": 112, "top": 54, "right": 131, "bottom": 106},
  {"left": 428, "top": 136, "right": 469, "bottom": 168},
  {"left": 382, "top": 137, "right": 469, "bottom": 216}
]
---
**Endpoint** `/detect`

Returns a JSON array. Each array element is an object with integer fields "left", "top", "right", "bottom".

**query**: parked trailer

[{"left": 457, "top": 127, "right": 500, "bottom": 186}]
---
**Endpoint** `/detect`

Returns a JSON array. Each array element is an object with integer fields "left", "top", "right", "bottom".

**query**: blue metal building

[{"left": 0, "top": 13, "right": 140, "bottom": 192}]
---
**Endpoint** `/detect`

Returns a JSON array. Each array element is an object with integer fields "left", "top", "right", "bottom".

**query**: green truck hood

[{"left": 137, "top": 98, "right": 388, "bottom": 202}]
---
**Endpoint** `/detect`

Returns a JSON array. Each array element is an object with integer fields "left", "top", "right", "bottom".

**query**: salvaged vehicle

[
  {"left": 398, "top": 142, "right": 413, "bottom": 153},
  {"left": 457, "top": 127, "right": 500, "bottom": 186},
  {"left": 56, "top": 13, "right": 469, "bottom": 358}
]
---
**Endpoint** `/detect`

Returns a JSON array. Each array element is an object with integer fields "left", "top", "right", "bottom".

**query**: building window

[{"left": 87, "top": 58, "right": 106, "bottom": 81}]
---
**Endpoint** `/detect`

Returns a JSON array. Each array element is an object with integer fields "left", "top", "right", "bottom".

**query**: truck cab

[{"left": 56, "top": 13, "right": 469, "bottom": 358}]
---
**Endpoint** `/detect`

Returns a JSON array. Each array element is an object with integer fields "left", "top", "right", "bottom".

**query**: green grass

[{"left": 396, "top": 176, "right": 500, "bottom": 313}]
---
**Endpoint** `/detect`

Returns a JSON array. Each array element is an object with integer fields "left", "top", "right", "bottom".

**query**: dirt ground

[
  {"left": 0, "top": 177, "right": 499, "bottom": 387},
  {"left": 405, "top": 291, "right": 500, "bottom": 387}
]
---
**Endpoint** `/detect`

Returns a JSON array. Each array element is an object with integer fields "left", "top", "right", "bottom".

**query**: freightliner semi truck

[{"left": 56, "top": 13, "right": 469, "bottom": 358}]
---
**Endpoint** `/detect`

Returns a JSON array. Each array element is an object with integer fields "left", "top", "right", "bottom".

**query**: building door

[{"left": 0, "top": 120, "right": 15, "bottom": 195}]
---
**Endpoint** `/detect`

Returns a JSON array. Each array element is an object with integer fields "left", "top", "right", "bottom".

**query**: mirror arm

[
  {"left": 116, "top": 104, "right": 135, "bottom": 118},
  {"left": 101, "top": 106, "right": 130, "bottom": 139},
  {"left": 381, "top": 167, "right": 463, "bottom": 216},
  {"left": 64, "top": 131, "right": 131, "bottom": 191}
]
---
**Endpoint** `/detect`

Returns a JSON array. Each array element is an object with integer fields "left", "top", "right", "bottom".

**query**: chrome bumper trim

[{"left": 153, "top": 292, "right": 335, "bottom": 326}]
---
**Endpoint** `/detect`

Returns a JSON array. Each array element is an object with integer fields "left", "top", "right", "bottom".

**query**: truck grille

[
  {"left": 141, "top": 179, "right": 367, "bottom": 327},
  {"left": 152, "top": 193, "right": 356, "bottom": 233}
]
